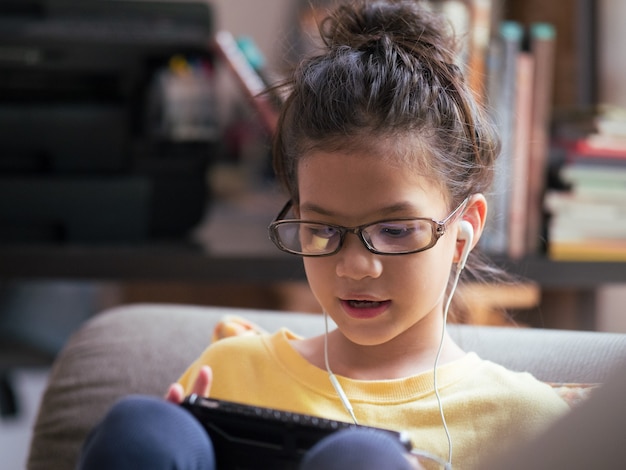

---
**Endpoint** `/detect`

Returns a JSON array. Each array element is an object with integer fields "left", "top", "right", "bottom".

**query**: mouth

[
  {"left": 340, "top": 298, "right": 391, "bottom": 319},
  {"left": 346, "top": 299, "right": 385, "bottom": 308}
]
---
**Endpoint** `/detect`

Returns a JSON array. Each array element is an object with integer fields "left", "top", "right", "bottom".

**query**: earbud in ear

[{"left": 457, "top": 221, "right": 474, "bottom": 270}]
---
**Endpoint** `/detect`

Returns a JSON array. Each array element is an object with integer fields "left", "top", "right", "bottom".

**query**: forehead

[
  {"left": 299, "top": 132, "right": 447, "bottom": 189},
  {"left": 296, "top": 148, "right": 449, "bottom": 221},
  {"left": 299, "top": 132, "right": 445, "bottom": 185}
]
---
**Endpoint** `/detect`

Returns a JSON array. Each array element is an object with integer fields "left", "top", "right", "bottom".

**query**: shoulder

[
  {"left": 204, "top": 332, "right": 267, "bottom": 355},
  {"left": 451, "top": 355, "right": 571, "bottom": 442},
  {"left": 193, "top": 327, "right": 303, "bottom": 367},
  {"left": 444, "top": 354, "right": 569, "bottom": 422},
  {"left": 486, "top": 359, "right": 561, "bottom": 391},
  {"left": 469, "top": 356, "right": 567, "bottom": 403},
  {"left": 199, "top": 329, "right": 286, "bottom": 360},
  {"left": 442, "top": 355, "right": 569, "bottom": 456}
]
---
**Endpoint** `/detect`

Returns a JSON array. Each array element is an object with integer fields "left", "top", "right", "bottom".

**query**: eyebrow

[{"left": 299, "top": 201, "right": 428, "bottom": 219}]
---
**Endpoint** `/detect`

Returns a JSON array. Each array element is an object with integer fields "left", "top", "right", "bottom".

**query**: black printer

[{"left": 0, "top": 0, "right": 217, "bottom": 243}]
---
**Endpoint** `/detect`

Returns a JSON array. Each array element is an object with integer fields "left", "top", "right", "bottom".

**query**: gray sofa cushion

[{"left": 27, "top": 303, "right": 626, "bottom": 470}]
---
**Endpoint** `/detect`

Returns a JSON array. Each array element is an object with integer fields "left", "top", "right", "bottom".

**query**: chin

[{"left": 336, "top": 321, "right": 401, "bottom": 347}]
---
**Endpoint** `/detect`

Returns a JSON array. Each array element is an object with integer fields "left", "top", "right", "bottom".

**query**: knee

[
  {"left": 78, "top": 395, "right": 215, "bottom": 470},
  {"left": 300, "top": 428, "right": 414, "bottom": 470}
]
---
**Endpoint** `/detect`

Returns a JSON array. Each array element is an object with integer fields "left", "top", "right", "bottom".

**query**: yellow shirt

[{"left": 178, "top": 328, "right": 568, "bottom": 469}]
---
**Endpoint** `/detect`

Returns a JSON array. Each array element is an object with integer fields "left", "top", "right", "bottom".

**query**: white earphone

[
  {"left": 429, "top": 219, "right": 475, "bottom": 467},
  {"left": 323, "top": 218, "right": 476, "bottom": 468},
  {"left": 457, "top": 220, "right": 474, "bottom": 270}
]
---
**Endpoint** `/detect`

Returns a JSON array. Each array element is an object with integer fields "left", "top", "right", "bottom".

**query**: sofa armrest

[
  {"left": 27, "top": 304, "right": 323, "bottom": 470},
  {"left": 451, "top": 323, "right": 626, "bottom": 383}
]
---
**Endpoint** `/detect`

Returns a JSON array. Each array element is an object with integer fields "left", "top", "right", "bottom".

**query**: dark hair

[{"left": 272, "top": 0, "right": 509, "bottom": 319}]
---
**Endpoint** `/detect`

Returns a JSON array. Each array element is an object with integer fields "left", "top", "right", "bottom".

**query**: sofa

[{"left": 26, "top": 303, "right": 626, "bottom": 470}]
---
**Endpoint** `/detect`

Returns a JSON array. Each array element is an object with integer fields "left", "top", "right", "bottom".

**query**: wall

[
  {"left": 598, "top": 286, "right": 626, "bottom": 333},
  {"left": 596, "top": 0, "right": 626, "bottom": 332},
  {"left": 208, "top": 0, "right": 294, "bottom": 68},
  {"left": 599, "top": 0, "right": 626, "bottom": 107}
]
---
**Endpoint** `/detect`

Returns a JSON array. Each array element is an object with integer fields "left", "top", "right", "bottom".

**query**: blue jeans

[{"left": 77, "top": 395, "right": 413, "bottom": 470}]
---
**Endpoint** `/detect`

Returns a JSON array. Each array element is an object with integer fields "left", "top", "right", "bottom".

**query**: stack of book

[
  {"left": 545, "top": 107, "right": 626, "bottom": 261},
  {"left": 480, "top": 21, "right": 557, "bottom": 260}
]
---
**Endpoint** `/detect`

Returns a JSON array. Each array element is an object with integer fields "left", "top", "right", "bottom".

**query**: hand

[{"left": 164, "top": 365, "right": 213, "bottom": 404}]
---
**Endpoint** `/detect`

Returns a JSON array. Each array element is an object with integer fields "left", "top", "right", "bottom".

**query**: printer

[{"left": 0, "top": 0, "right": 217, "bottom": 243}]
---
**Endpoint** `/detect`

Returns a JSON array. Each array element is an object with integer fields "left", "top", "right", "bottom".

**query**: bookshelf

[
  {"left": 0, "top": 241, "right": 621, "bottom": 330},
  {"left": 1, "top": 244, "right": 625, "bottom": 288},
  {"left": 503, "top": 0, "right": 597, "bottom": 110},
  {"left": 481, "top": 0, "right": 626, "bottom": 329},
  {"left": 469, "top": 0, "right": 626, "bottom": 265}
]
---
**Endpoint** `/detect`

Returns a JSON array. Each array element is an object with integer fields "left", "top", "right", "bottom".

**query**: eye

[
  {"left": 300, "top": 224, "right": 341, "bottom": 253},
  {"left": 366, "top": 220, "right": 433, "bottom": 252},
  {"left": 306, "top": 224, "right": 339, "bottom": 239},
  {"left": 377, "top": 222, "right": 416, "bottom": 238}
]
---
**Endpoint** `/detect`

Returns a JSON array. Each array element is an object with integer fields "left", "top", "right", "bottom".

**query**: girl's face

[{"left": 298, "top": 149, "right": 459, "bottom": 348}]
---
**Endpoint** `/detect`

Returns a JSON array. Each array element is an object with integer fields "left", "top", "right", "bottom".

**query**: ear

[{"left": 453, "top": 194, "right": 487, "bottom": 265}]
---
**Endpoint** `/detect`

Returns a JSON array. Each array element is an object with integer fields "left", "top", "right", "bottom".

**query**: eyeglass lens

[{"left": 274, "top": 219, "right": 435, "bottom": 255}]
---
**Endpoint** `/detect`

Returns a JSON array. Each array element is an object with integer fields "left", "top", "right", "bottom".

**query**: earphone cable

[
  {"left": 323, "top": 258, "right": 463, "bottom": 467},
  {"left": 431, "top": 262, "right": 464, "bottom": 468},
  {"left": 324, "top": 312, "right": 359, "bottom": 425}
]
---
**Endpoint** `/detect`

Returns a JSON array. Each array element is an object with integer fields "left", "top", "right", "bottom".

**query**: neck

[
  {"left": 292, "top": 314, "right": 466, "bottom": 381},
  {"left": 327, "top": 327, "right": 464, "bottom": 380}
]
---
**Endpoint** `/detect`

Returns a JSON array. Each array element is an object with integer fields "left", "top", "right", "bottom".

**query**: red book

[{"left": 570, "top": 138, "right": 626, "bottom": 160}]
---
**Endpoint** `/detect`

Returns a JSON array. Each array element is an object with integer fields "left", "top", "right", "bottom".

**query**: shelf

[
  {"left": 490, "top": 256, "right": 626, "bottom": 289},
  {"left": 0, "top": 244, "right": 305, "bottom": 283},
  {"left": 0, "top": 244, "right": 624, "bottom": 288}
]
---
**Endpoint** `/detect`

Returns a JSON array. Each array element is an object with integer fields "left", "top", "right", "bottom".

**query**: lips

[{"left": 340, "top": 298, "right": 391, "bottom": 319}]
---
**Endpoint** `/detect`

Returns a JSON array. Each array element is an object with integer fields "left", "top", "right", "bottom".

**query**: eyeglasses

[{"left": 268, "top": 198, "right": 469, "bottom": 257}]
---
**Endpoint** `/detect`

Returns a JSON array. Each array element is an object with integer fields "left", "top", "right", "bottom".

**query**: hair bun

[{"left": 321, "top": 0, "right": 456, "bottom": 64}]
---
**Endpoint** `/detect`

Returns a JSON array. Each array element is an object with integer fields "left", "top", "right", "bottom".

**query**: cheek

[
  {"left": 303, "top": 259, "right": 334, "bottom": 300},
  {"left": 390, "top": 258, "right": 434, "bottom": 291},
  {"left": 391, "top": 248, "right": 455, "bottom": 296}
]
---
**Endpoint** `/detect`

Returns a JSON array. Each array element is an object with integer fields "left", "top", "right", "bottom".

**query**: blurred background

[{"left": 1, "top": 1, "right": 626, "bottom": 468}]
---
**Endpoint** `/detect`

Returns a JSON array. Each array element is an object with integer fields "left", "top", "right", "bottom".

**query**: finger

[
  {"left": 165, "top": 382, "right": 185, "bottom": 404},
  {"left": 192, "top": 365, "right": 213, "bottom": 397}
]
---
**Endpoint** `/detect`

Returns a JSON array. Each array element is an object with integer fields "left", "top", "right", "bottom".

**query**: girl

[{"left": 78, "top": 1, "right": 568, "bottom": 469}]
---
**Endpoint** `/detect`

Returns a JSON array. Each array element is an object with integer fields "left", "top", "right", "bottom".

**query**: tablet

[{"left": 181, "top": 394, "right": 412, "bottom": 469}]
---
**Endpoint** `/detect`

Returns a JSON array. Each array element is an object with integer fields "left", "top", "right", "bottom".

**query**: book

[
  {"left": 549, "top": 240, "right": 626, "bottom": 262},
  {"left": 550, "top": 221, "right": 626, "bottom": 242},
  {"left": 544, "top": 109, "right": 626, "bottom": 260},
  {"left": 585, "top": 133, "right": 626, "bottom": 152},
  {"left": 562, "top": 106, "right": 626, "bottom": 165},
  {"left": 236, "top": 35, "right": 284, "bottom": 109},
  {"left": 594, "top": 106, "right": 626, "bottom": 138},
  {"left": 481, "top": 20, "right": 524, "bottom": 255},
  {"left": 525, "top": 23, "right": 556, "bottom": 255},
  {"left": 428, "top": 0, "right": 503, "bottom": 105},
  {"left": 466, "top": 0, "right": 495, "bottom": 102},
  {"left": 213, "top": 30, "right": 279, "bottom": 135},
  {"left": 545, "top": 191, "right": 626, "bottom": 227},
  {"left": 568, "top": 138, "right": 626, "bottom": 160},
  {"left": 507, "top": 49, "right": 534, "bottom": 259},
  {"left": 544, "top": 156, "right": 626, "bottom": 261},
  {"left": 560, "top": 162, "right": 626, "bottom": 186}
]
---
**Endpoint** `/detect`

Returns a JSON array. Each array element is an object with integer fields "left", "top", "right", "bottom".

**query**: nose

[{"left": 335, "top": 233, "right": 383, "bottom": 280}]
